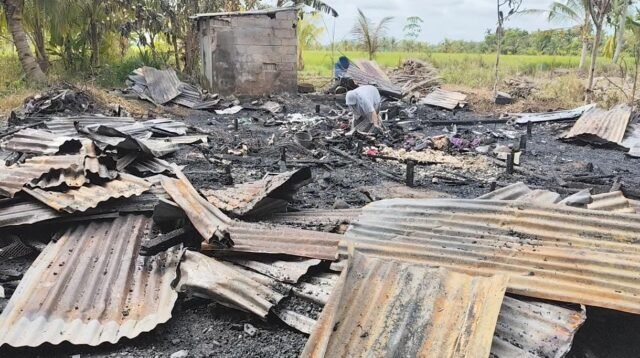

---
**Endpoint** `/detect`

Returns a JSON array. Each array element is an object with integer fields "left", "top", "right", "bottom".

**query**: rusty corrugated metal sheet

[
  {"left": 420, "top": 88, "right": 468, "bottom": 110},
  {"left": 210, "top": 222, "right": 341, "bottom": 260},
  {"left": 203, "top": 168, "right": 311, "bottom": 217},
  {"left": 176, "top": 251, "right": 284, "bottom": 318},
  {"left": 0, "top": 190, "right": 165, "bottom": 229},
  {"left": 302, "top": 252, "right": 508, "bottom": 357},
  {"left": 0, "top": 215, "right": 181, "bottom": 347},
  {"left": 586, "top": 191, "right": 636, "bottom": 213},
  {"left": 0, "top": 128, "right": 82, "bottom": 154},
  {"left": 263, "top": 209, "right": 362, "bottom": 226},
  {"left": 346, "top": 60, "right": 403, "bottom": 98},
  {"left": 564, "top": 104, "right": 632, "bottom": 146},
  {"left": 0, "top": 155, "right": 110, "bottom": 197},
  {"left": 491, "top": 296, "right": 586, "bottom": 358},
  {"left": 223, "top": 256, "right": 321, "bottom": 284},
  {"left": 344, "top": 198, "right": 640, "bottom": 314},
  {"left": 127, "top": 156, "right": 176, "bottom": 175},
  {"left": 23, "top": 173, "right": 151, "bottom": 213},
  {"left": 161, "top": 172, "right": 231, "bottom": 242}
]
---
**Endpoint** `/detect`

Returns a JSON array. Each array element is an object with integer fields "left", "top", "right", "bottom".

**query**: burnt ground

[{"left": 2, "top": 93, "right": 640, "bottom": 357}]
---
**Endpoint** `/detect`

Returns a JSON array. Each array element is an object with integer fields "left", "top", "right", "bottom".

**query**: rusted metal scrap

[
  {"left": 175, "top": 251, "right": 286, "bottom": 319},
  {"left": 0, "top": 128, "right": 82, "bottom": 155},
  {"left": 0, "top": 215, "right": 182, "bottom": 347},
  {"left": 0, "top": 154, "right": 115, "bottom": 198},
  {"left": 202, "top": 168, "right": 312, "bottom": 217},
  {"left": 160, "top": 172, "right": 232, "bottom": 243},
  {"left": 23, "top": 173, "right": 152, "bottom": 213},
  {"left": 211, "top": 222, "right": 341, "bottom": 260},
  {"left": 302, "top": 252, "right": 508, "bottom": 357},
  {"left": 344, "top": 198, "right": 640, "bottom": 314},
  {"left": 563, "top": 104, "right": 632, "bottom": 147},
  {"left": 223, "top": 256, "right": 321, "bottom": 284}
]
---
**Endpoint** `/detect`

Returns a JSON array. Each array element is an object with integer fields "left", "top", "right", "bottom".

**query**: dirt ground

[{"left": 1, "top": 90, "right": 640, "bottom": 357}]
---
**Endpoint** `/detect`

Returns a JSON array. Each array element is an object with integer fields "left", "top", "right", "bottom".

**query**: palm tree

[
  {"left": 297, "top": 13, "right": 323, "bottom": 70},
  {"left": 612, "top": 0, "right": 630, "bottom": 63},
  {"left": 276, "top": 0, "right": 338, "bottom": 17},
  {"left": 526, "top": 0, "right": 592, "bottom": 70},
  {"left": 351, "top": 9, "right": 393, "bottom": 60},
  {"left": 1, "top": 0, "right": 47, "bottom": 83}
]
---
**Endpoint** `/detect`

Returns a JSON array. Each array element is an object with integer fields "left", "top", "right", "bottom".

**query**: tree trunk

[
  {"left": 32, "top": 8, "right": 48, "bottom": 73},
  {"left": 3, "top": 0, "right": 47, "bottom": 84},
  {"left": 493, "top": 25, "right": 502, "bottom": 95},
  {"left": 613, "top": 2, "right": 628, "bottom": 64},
  {"left": 579, "top": 40, "right": 588, "bottom": 70},
  {"left": 172, "top": 34, "right": 180, "bottom": 71},
  {"left": 587, "top": 25, "right": 602, "bottom": 103},
  {"left": 89, "top": 19, "right": 99, "bottom": 67}
]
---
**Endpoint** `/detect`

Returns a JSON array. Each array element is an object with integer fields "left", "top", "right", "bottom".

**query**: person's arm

[{"left": 370, "top": 111, "right": 380, "bottom": 128}]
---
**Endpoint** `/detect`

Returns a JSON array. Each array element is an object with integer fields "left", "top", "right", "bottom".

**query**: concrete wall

[{"left": 198, "top": 10, "right": 298, "bottom": 96}]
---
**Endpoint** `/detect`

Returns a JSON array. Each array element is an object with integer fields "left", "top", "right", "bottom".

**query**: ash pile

[{"left": 1, "top": 61, "right": 640, "bottom": 358}]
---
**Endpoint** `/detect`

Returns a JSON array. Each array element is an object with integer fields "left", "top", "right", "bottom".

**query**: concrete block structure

[{"left": 192, "top": 8, "right": 298, "bottom": 96}]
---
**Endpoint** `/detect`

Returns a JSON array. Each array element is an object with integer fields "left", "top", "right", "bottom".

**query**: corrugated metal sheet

[
  {"left": 0, "top": 128, "right": 82, "bottom": 154},
  {"left": 132, "top": 67, "right": 182, "bottom": 105},
  {"left": 0, "top": 155, "right": 97, "bottom": 197},
  {"left": 420, "top": 88, "right": 468, "bottom": 110},
  {"left": 176, "top": 251, "right": 284, "bottom": 318},
  {"left": 45, "top": 116, "right": 136, "bottom": 136},
  {"left": 0, "top": 190, "right": 165, "bottom": 228},
  {"left": 512, "top": 104, "right": 596, "bottom": 124},
  {"left": 263, "top": 209, "right": 362, "bottom": 226},
  {"left": 0, "top": 215, "right": 181, "bottom": 347},
  {"left": 564, "top": 104, "right": 632, "bottom": 146},
  {"left": 23, "top": 173, "right": 151, "bottom": 213},
  {"left": 302, "top": 252, "right": 508, "bottom": 357},
  {"left": 478, "top": 182, "right": 560, "bottom": 204},
  {"left": 586, "top": 191, "right": 636, "bottom": 213},
  {"left": 127, "top": 156, "right": 176, "bottom": 175},
  {"left": 344, "top": 198, "right": 640, "bottom": 314},
  {"left": 142, "top": 118, "right": 188, "bottom": 136},
  {"left": 346, "top": 60, "right": 403, "bottom": 98},
  {"left": 491, "top": 296, "right": 586, "bottom": 358},
  {"left": 161, "top": 172, "right": 231, "bottom": 242},
  {"left": 282, "top": 267, "right": 586, "bottom": 357},
  {"left": 210, "top": 222, "right": 341, "bottom": 260},
  {"left": 223, "top": 256, "right": 321, "bottom": 284},
  {"left": 203, "top": 168, "right": 311, "bottom": 217}
]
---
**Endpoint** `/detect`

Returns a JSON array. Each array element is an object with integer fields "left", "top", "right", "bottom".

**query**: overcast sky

[{"left": 289, "top": 0, "right": 563, "bottom": 44}]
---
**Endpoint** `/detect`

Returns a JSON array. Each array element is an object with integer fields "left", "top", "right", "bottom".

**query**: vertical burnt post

[
  {"left": 519, "top": 134, "right": 527, "bottom": 152},
  {"left": 506, "top": 152, "right": 514, "bottom": 175},
  {"left": 489, "top": 181, "right": 497, "bottom": 192},
  {"left": 406, "top": 160, "right": 415, "bottom": 187},
  {"left": 526, "top": 121, "right": 532, "bottom": 136},
  {"left": 315, "top": 104, "right": 320, "bottom": 114},
  {"left": 234, "top": 117, "right": 239, "bottom": 131},
  {"left": 224, "top": 164, "right": 234, "bottom": 185}
]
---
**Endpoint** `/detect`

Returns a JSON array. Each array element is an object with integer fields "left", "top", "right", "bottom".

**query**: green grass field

[{"left": 301, "top": 51, "right": 614, "bottom": 88}]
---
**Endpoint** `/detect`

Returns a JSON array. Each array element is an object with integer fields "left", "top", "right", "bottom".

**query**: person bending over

[{"left": 345, "top": 85, "right": 382, "bottom": 135}]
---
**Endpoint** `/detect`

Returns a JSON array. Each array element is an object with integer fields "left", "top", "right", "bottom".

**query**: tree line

[{"left": 0, "top": 0, "right": 339, "bottom": 84}]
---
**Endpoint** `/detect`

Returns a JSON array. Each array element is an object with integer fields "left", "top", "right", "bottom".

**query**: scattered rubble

[{"left": 2, "top": 56, "right": 640, "bottom": 358}]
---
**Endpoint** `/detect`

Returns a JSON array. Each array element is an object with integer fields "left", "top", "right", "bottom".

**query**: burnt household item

[
  {"left": 192, "top": 8, "right": 298, "bottom": 96},
  {"left": 294, "top": 131, "right": 313, "bottom": 149}
]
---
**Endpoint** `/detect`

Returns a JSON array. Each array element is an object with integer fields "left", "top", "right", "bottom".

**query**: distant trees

[
  {"left": 351, "top": 9, "right": 393, "bottom": 60},
  {"left": 297, "top": 13, "right": 323, "bottom": 70}
]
